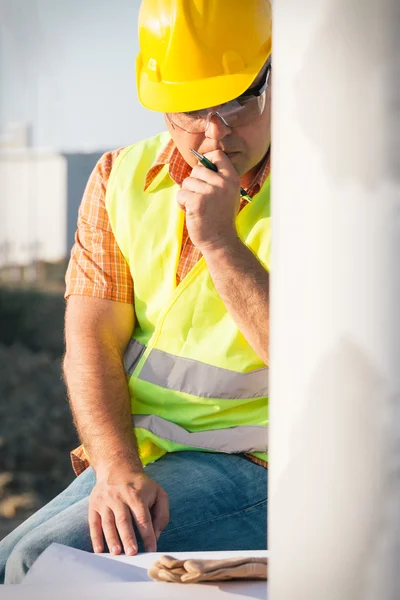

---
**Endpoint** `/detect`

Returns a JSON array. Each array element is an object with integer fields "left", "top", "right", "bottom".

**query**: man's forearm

[
  {"left": 202, "top": 237, "right": 269, "bottom": 364},
  {"left": 63, "top": 341, "right": 143, "bottom": 476}
]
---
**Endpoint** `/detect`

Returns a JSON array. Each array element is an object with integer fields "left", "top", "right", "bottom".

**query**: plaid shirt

[{"left": 66, "top": 137, "right": 270, "bottom": 475}]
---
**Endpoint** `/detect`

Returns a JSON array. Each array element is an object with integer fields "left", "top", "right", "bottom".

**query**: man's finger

[
  {"left": 114, "top": 505, "right": 138, "bottom": 556},
  {"left": 89, "top": 509, "right": 104, "bottom": 553},
  {"left": 176, "top": 190, "right": 202, "bottom": 214},
  {"left": 101, "top": 507, "right": 122, "bottom": 555},
  {"left": 131, "top": 503, "right": 157, "bottom": 553},
  {"left": 190, "top": 165, "right": 225, "bottom": 187},
  {"left": 182, "top": 177, "right": 214, "bottom": 195},
  {"left": 152, "top": 489, "right": 170, "bottom": 540},
  {"left": 204, "top": 150, "right": 240, "bottom": 178}
]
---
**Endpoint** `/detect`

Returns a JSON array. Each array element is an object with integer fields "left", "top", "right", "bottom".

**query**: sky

[{"left": 0, "top": 0, "right": 165, "bottom": 152}]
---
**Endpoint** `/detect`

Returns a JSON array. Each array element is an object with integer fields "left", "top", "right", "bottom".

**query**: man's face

[{"left": 164, "top": 63, "right": 272, "bottom": 179}]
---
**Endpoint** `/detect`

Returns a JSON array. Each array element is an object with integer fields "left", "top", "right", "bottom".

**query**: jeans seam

[{"left": 161, "top": 498, "right": 267, "bottom": 536}]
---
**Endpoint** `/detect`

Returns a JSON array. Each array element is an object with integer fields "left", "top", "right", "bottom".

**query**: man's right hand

[
  {"left": 89, "top": 465, "right": 169, "bottom": 556},
  {"left": 64, "top": 298, "right": 169, "bottom": 555}
]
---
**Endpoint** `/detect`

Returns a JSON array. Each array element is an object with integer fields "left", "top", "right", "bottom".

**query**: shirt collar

[{"left": 144, "top": 137, "right": 270, "bottom": 198}]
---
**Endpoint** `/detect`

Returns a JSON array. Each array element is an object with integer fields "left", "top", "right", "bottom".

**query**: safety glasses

[{"left": 167, "top": 63, "right": 272, "bottom": 134}]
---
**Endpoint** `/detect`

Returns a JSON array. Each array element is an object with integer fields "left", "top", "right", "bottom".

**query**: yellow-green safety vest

[{"left": 105, "top": 131, "right": 270, "bottom": 466}]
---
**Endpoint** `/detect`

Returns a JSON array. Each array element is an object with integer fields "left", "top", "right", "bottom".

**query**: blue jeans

[{"left": 0, "top": 452, "right": 267, "bottom": 584}]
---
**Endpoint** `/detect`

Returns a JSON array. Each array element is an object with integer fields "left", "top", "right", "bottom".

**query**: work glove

[{"left": 148, "top": 555, "right": 268, "bottom": 583}]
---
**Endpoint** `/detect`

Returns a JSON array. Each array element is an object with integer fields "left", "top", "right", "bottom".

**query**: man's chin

[{"left": 226, "top": 152, "right": 246, "bottom": 174}]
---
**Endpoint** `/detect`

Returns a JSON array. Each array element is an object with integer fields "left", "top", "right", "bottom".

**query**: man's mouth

[{"left": 201, "top": 148, "right": 241, "bottom": 156}]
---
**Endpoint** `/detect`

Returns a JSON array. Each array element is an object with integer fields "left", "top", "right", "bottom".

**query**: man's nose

[{"left": 204, "top": 113, "right": 231, "bottom": 141}]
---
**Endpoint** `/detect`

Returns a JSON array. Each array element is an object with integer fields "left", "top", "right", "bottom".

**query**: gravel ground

[{"left": 0, "top": 289, "right": 80, "bottom": 541}]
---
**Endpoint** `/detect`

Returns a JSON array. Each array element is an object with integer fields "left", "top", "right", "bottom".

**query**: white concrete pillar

[{"left": 269, "top": 0, "right": 400, "bottom": 599}]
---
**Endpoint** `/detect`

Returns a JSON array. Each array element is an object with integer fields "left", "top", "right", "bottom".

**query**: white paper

[
  {"left": 1, "top": 581, "right": 267, "bottom": 600},
  {"left": 3, "top": 544, "right": 268, "bottom": 600},
  {"left": 22, "top": 543, "right": 150, "bottom": 585}
]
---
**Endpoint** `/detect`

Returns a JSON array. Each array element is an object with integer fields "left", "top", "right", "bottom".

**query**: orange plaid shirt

[{"left": 66, "top": 136, "right": 270, "bottom": 476}]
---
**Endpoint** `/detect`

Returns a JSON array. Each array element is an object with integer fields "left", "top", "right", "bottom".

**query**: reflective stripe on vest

[
  {"left": 125, "top": 339, "right": 268, "bottom": 399},
  {"left": 134, "top": 414, "right": 268, "bottom": 454}
]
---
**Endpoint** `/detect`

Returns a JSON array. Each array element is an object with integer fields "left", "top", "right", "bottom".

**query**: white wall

[
  {"left": 0, "top": 0, "right": 165, "bottom": 152},
  {"left": 0, "top": 151, "right": 67, "bottom": 267}
]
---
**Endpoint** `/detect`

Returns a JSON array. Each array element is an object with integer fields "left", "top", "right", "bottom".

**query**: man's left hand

[{"left": 177, "top": 150, "right": 241, "bottom": 251}]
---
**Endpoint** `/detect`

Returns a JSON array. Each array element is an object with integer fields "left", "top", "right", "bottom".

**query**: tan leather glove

[{"left": 148, "top": 555, "right": 268, "bottom": 583}]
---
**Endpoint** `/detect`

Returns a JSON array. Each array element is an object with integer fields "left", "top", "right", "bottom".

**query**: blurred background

[{"left": 0, "top": 0, "right": 164, "bottom": 539}]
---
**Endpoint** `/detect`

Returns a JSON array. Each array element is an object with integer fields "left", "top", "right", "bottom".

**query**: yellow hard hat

[{"left": 136, "top": 0, "right": 272, "bottom": 113}]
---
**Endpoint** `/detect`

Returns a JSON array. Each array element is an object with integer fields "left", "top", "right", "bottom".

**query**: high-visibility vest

[{"left": 106, "top": 131, "right": 270, "bottom": 466}]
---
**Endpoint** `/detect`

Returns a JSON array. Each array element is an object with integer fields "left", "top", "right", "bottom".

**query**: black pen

[{"left": 190, "top": 148, "right": 250, "bottom": 199}]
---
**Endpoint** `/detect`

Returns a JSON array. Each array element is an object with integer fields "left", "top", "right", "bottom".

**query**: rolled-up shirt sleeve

[{"left": 65, "top": 149, "right": 134, "bottom": 304}]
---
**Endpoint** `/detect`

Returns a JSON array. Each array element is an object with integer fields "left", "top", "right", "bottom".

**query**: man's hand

[
  {"left": 89, "top": 465, "right": 169, "bottom": 556},
  {"left": 177, "top": 150, "right": 241, "bottom": 251},
  {"left": 177, "top": 152, "right": 270, "bottom": 363}
]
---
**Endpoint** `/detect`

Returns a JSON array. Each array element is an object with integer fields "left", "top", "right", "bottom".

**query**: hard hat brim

[{"left": 137, "top": 53, "right": 271, "bottom": 113}]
